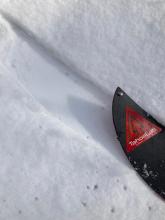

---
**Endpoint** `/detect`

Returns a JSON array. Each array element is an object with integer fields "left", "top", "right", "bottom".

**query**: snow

[
  {"left": 1, "top": 0, "right": 165, "bottom": 121},
  {"left": 0, "top": 1, "right": 164, "bottom": 219}
]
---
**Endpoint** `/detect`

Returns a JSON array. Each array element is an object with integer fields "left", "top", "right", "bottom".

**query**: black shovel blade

[{"left": 112, "top": 87, "right": 165, "bottom": 200}]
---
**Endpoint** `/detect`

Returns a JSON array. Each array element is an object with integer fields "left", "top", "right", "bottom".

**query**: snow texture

[{"left": 0, "top": 1, "right": 164, "bottom": 219}]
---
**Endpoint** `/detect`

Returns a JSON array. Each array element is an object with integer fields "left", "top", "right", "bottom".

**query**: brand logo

[{"left": 126, "top": 107, "right": 162, "bottom": 153}]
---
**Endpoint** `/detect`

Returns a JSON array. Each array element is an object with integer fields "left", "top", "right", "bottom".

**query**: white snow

[{"left": 0, "top": 1, "right": 164, "bottom": 219}]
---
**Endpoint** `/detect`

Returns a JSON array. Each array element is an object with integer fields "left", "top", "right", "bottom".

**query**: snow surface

[{"left": 0, "top": 1, "right": 165, "bottom": 219}]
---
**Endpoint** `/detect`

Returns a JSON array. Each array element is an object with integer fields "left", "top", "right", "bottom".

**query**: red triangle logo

[{"left": 126, "top": 106, "right": 162, "bottom": 153}]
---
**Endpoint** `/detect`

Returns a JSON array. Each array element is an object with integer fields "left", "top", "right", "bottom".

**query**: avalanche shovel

[{"left": 112, "top": 87, "right": 165, "bottom": 200}]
